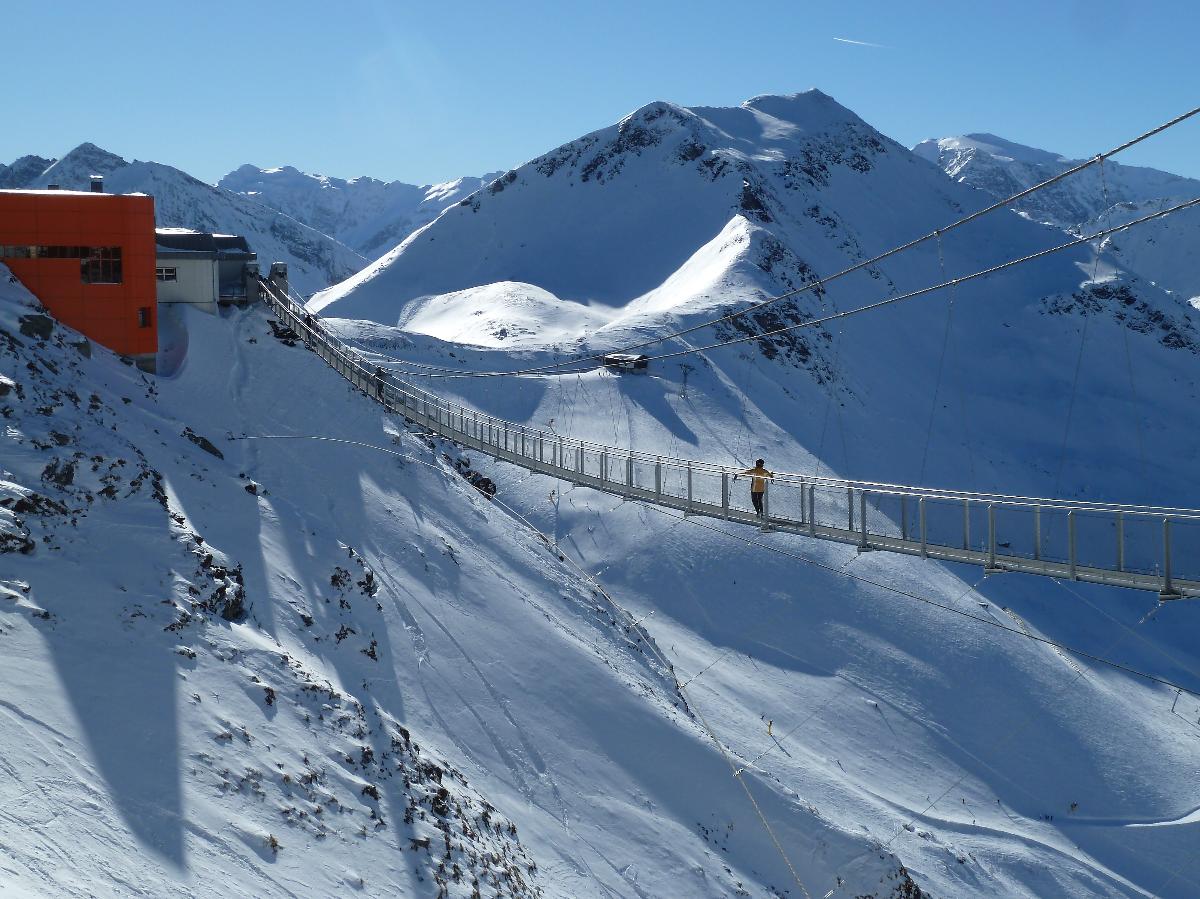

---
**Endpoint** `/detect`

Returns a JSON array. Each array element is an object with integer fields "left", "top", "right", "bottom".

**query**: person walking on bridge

[{"left": 736, "top": 459, "right": 774, "bottom": 520}]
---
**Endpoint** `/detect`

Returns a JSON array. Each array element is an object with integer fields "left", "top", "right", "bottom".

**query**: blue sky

[{"left": 5, "top": 0, "right": 1198, "bottom": 185}]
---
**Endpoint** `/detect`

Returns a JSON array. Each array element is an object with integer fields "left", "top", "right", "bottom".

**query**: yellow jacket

[{"left": 740, "top": 465, "right": 774, "bottom": 493}]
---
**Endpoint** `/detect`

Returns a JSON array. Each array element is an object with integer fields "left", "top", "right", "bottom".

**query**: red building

[{"left": 0, "top": 187, "right": 157, "bottom": 366}]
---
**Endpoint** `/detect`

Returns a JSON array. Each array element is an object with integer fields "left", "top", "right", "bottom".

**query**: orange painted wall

[{"left": 0, "top": 191, "right": 157, "bottom": 357}]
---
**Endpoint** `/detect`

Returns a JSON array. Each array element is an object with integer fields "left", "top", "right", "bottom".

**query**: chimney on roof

[{"left": 90, "top": 175, "right": 104, "bottom": 193}]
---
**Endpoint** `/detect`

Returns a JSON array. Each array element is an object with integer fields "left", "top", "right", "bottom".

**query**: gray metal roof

[{"left": 155, "top": 229, "right": 255, "bottom": 259}]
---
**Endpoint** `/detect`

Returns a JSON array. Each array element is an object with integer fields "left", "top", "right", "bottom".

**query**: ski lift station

[
  {"left": 0, "top": 178, "right": 268, "bottom": 372},
  {"left": 154, "top": 229, "right": 260, "bottom": 313}
]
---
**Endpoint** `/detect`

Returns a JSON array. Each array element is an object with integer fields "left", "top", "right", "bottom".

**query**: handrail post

[
  {"left": 686, "top": 464, "right": 693, "bottom": 511},
  {"left": 1116, "top": 512, "right": 1125, "bottom": 573},
  {"left": 847, "top": 486, "right": 854, "bottom": 532},
  {"left": 808, "top": 485, "right": 816, "bottom": 537},
  {"left": 1068, "top": 510, "right": 1077, "bottom": 580},
  {"left": 600, "top": 451, "right": 608, "bottom": 483},
  {"left": 963, "top": 499, "right": 971, "bottom": 550},
  {"left": 800, "top": 478, "right": 806, "bottom": 525},
  {"left": 576, "top": 445, "right": 583, "bottom": 475},
  {"left": 859, "top": 491, "right": 868, "bottom": 549},
  {"left": 654, "top": 459, "right": 662, "bottom": 498},
  {"left": 987, "top": 503, "right": 997, "bottom": 570},
  {"left": 919, "top": 497, "right": 927, "bottom": 557},
  {"left": 626, "top": 456, "right": 634, "bottom": 489},
  {"left": 1034, "top": 506, "right": 1042, "bottom": 561},
  {"left": 503, "top": 425, "right": 509, "bottom": 454},
  {"left": 1163, "top": 517, "right": 1175, "bottom": 596},
  {"left": 721, "top": 472, "right": 729, "bottom": 519},
  {"left": 900, "top": 494, "right": 908, "bottom": 541}
]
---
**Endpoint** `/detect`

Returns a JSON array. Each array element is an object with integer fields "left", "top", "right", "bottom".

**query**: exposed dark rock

[
  {"left": 182, "top": 427, "right": 225, "bottom": 459},
  {"left": 18, "top": 314, "right": 54, "bottom": 340}
]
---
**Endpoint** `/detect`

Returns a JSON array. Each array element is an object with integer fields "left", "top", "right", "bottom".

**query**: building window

[
  {"left": 137, "top": 307, "right": 152, "bottom": 328},
  {"left": 0, "top": 245, "right": 93, "bottom": 259},
  {"left": 156, "top": 267, "right": 177, "bottom": 281},
  {"left": 0, "top": 244, "right": 125, "bottom": 282},
  {"left": 81, "top": 247, "right": 122, "bottom": 284}
]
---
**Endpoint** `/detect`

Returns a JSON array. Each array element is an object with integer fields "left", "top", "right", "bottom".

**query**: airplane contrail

[{"left": 833, "top": 36, "right": 886, "bottom": 48}]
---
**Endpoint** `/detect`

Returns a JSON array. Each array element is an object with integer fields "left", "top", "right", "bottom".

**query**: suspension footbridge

[
  {"left": 255, "top": 103, "right": 1200, "bottom": 601},
  {"left": 261, "top": 280, "right": 1200, "bottom": 600}
]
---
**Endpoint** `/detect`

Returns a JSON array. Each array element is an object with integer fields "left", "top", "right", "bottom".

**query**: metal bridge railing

[{"left": 260, "top": 280, "right": 1199, "bottom": 599}]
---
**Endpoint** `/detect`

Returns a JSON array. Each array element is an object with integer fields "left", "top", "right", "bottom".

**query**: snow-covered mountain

[
  {"left": 0, "top": 153, "right": 54, "bottom": 189},
  {"left": 5, "top": 90, "right": 1200, "bottom": 898},
  {"left": 220, "top": 165, "right": 493, "bottom": 260},
  {"left": 310, "top": 90, "right": 1200, "bottom": 895},
  {"left": 1, "top": 144, "right": 367, "bottom": 297},
  {"left": 914, "top": 133, "right": 1200, "bottom": 301}
]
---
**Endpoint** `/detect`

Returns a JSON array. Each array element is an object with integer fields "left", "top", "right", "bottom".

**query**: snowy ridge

[
  {"left": 219, "top": 165, "right": 493, "bottom": 261},
  {"left": 914, "top": 132, "right": 1200, "bottom": 300}
]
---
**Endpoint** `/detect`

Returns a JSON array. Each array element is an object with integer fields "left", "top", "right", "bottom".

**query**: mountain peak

[
  {"left": 0, "top": 154, "right": 55, "bottom": 189},
  {"left": 34, "top": 143, "right": 129, "bottom": 188},
  {"left": 741, "top": 89, "right": 863, "bottom": 129},
  {"left": 929, "top": 133, "right": 1066, "bottom": 166}
]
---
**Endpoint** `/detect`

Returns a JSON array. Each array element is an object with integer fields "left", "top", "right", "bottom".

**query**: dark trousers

[{"left": 751, "top": 491, "right": 765, "bottom": 515}]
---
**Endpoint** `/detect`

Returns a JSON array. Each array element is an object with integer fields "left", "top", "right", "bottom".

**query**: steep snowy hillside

[
  {"left": 0, "top": 269, "right": 940, "bottom": 898},
  {"left": 220, "top": 165, "right": 492, "bottom": 260},
  {"left": 3, "top": 144, "right": 366, "bottom": 297},
  {"left": 315, "top": 90, "right": 1200, "bottom": 896},
  {"left": 914, "top": 133, "right": 1200, "bottom": 301}
]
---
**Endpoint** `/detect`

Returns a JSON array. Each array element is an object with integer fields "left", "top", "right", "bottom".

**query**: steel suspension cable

[
  {"left": 612, "top": 196, "right": 1200, "bottom": 368},
  {"left": 1053, "top": 158, "right": 1110, "bottom": 498}
]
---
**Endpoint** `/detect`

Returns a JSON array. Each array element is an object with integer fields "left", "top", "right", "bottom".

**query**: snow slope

[
  {"left": 914, "top": 133, "right": 1200, "bottom": 301},
  {"left": 0, "top": 268, "right": 934, "bottom": 898},
  {"left": 312, "top": 90, "right": 1200, "bottom": 896},
  {"left": 219, "top": 165, "right": 493, "bottom": 261},
  {"left": 2, "top": 144, "right": 367, "bottom": 297}
]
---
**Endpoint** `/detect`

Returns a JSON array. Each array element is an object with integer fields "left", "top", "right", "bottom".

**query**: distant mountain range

[
  {"left": 219, "top": 165, "right": 495, "bottom": 261},
  {"left": 914, "top": 133, "right": 1200, "bottom": 301},
  {"left": 0, "top": 146, "right": 486, "bottom": 297}
]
